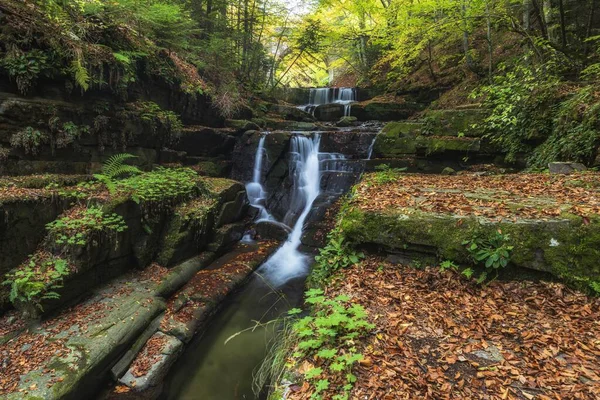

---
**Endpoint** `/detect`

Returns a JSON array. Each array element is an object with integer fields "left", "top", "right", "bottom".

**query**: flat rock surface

[{"left": 352, "top": 172, "right": 600, "bottom": 220}]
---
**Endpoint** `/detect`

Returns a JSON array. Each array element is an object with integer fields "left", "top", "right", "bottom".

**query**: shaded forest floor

[{"left": 290, "top": 257, "right": 600, "bottom": 400}]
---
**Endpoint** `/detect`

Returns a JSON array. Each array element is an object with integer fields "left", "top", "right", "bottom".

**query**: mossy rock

[
  {"left": 225, "top": 119, "right": 261, "bottom": 133},
  {"left": 415, "top": 136, "right": 481, "bottom": 155},
  {"left": 422, "top": 109, "right": 488, "bottom": 137},
  {"left": 263, "top": 119, "right": 319, "bottom": 131},
  {"left": 340, "top": 208, "right": 600, "bottom": 283},
  {"left": 373, "top": 122, "right": 421, "bottom": 157}
]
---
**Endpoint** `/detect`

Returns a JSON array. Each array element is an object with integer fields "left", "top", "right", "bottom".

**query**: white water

[
  {"left": 366, "top": 131, "right": 380, "bottom": 160},
  {"left": 303, "top": 87, "right": 357, "bottom": 116},
  {"left": 259, "top": 134, "right": 324, "bottom": 286},
  {"left": 245, "top": 135, "right": 274, "bottom": 221}
]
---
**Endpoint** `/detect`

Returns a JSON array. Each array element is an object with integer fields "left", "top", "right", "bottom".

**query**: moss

[
  {"left": 415, "top": 136, "right": 481, "bottom": 155},
  {"left": 373, "top": 122, "right": 419, "bottom": 157},
  {"left": 193, "top": 161, "right": 222, "bottom": 177},
  {"left": 0, "top": 174, "right": 90, "bottom": 189},
  {"left": 340, "top": 207, "right": 600, "bottom": 282},
  {"left": 422, "top": 109, "right": 488, "bottom": 137}
]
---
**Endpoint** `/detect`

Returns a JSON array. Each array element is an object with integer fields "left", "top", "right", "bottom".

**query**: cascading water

[
  {"left": 366, "top": 131, "right": 380, "bottom": 160},
  {"left": 245, "top": 135, "right": 273, "bottom": 221},
  {"left": 258, "top": 134, "right": 324, "bottom": 286},
  {"left": 303, "top": 87, "right": 357, "bottom": 116},
  {"left": 161, "top": 133, "right": 370, "bottom": 400}
]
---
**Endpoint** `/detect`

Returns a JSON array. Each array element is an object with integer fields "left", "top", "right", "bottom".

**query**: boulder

[
  {"left": 268, "top": 104, "right": 315, "bottom": 122},
  {"left": 441, "top": 167, "right": 457, "bottom": 175},
  {"left": 255, "top": 220, "right": 291, "bottom": 241},
  {"left": 314, "top": 104, "right": 345, "bottom": 121},
  {"left": 336, "top": 116, "right": 358, "bottom": 127},
  {"left": 225, "top": 119, "right": 261, "bottom": 134},
  {"left": 549, "top": 162, "right": 587, "bottom": 174}
]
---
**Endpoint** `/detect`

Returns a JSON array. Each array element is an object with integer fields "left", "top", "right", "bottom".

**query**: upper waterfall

[{"left": 303, "top": 87, "right": 357, "bottom": 117}]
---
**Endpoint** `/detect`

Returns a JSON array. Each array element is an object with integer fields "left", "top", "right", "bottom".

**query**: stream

[{"left": 161, "top": 95, "right": 375, "bottom": 399}]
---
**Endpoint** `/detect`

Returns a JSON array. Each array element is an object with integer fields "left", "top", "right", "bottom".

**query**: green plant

[
  {"left": 3, "top": 252, "right": 70, "bottom": 318},
  {"left": 440, "top": 260, "right": 459, "bottom": 272},
  {"left": 589, "top": 281, "right": 600, "bottom": 295},
  {"left": 0, "top": 49, "right": 51, "bottom": 94},
  {"left": 462, "top": 230, "right": 513, "bottom": 283},
  {"left": 10, "top": 127, "right": 49, "bottom": 155},
  {"left": 119, "top": 167, "right": 199, "bottom": 208},
  {"left": 287, "top": 289, "right": 374, "bottom": 400},
  {"left": 372, "top": 164, "right": 407, "bottom": 185},
  {"left": 93, "top": 153, "right": 141, "bottom": 193},
  {"left": 46, "top": 205, "right": 127, "bottom": 247},
  {"left": 131, "top": 101, "right": 183, "bottom": 143},
  {"left": 310, "top": 229, "right": 364, "bottom": 286}
]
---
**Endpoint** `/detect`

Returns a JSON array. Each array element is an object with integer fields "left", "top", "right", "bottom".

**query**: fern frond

[
  {"left": 113, "top": 52, "right": 131, "bottom": 65},
  {"left": 101, "top": 153, "right": 141, "bottom": 178},
  {"left": 71, "top": 59, "right": 90, "bottom": 91}
]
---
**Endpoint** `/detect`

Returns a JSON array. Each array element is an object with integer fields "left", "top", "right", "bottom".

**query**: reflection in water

[{"left": 160, "top": 274, "right": 306, "bottom": 400}]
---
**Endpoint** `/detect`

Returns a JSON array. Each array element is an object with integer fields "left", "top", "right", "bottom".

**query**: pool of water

[{"left": 159, "top": 270, "right": 307, "bottom": 400}]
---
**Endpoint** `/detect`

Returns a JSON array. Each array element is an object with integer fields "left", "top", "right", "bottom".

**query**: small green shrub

[
  {"left": 132, "top": 101, "right": 183, "bottom": 143},
  {"left": 0, "top": 49, "right": 51, "bottom": 94},
  {"left": 93, "top": 153, "right": 142, "bottom": 193},
  {"left": 46, "top": 206, "right": 127, "bottom": 247},
  {"left": 119, "top": 167, "right": 200, "bottom": 208},
  {"left": 287, "top": 289, "right": 374, "bottom": 400},
  {"left": 589, "top": 281, "right": 600, "bottom": 295},
  {"left": 3, "top": 252, "right": 70, "bottom": 318},
  {"left": 463, "top": 230, "right": 513, "bottom": 283},
  {"left": 372, "top": 164, "right": 407, "bottom": 185},
  {"left": 309, "top": 229, "right": 364, "bottom": 286},
  {"left": 10, "top": 127, "right": 49, "bottom": 155}
]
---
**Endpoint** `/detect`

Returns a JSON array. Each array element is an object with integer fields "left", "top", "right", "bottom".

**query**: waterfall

[
  {"left": 259, "top": 134, "right": 324, "bottom": 286},
  {"left": 366, "top": 131, "right": 381, "bottom": 160},
  {"left": 303, "top": 87, "right": 357, "bottom": 116},
  {"left": 245, "top": 135, "right": 273, "bottom": 221}
]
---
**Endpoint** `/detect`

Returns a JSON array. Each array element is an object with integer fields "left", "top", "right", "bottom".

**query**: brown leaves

[
  {"left": 355, "top": 173, "right": 600, "bottom": 221},
  {"left": 291, "top": 257, "right": 600, "bottom": 400}
]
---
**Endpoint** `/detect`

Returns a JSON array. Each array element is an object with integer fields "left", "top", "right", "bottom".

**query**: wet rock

[
  {"left": 549, "top": 162, "right": 587, "bottom": 174},
  {"left": 336, "top": 116, "right": 358, "bottom": 127},
  {"left": 268, "top": 104, "right": 315, "bottom": 122},
  {"left": 314, "top": 104, "right": 344, "bottom": 121},
  {"left": 216, "top": 190, "right": 249, "bottom": 228},
  {"left": 119, "top": 332, "right": 183, "bottom": 391},
  {"left": 207, "top": 223, "right": 246, "bottom": 252},
  {"left": 255, "top": 220, "right": 291, "bottom": 241},
  {"left": 263, "top": 119, "right": 319, "bottom": 131}
]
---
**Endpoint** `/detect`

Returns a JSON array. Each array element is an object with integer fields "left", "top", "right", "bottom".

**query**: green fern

[
  {"left": 101, "top": 153, "right": 141, "bottom": 178},
  {"left": 71, "top": 59, "right": 90, "bottom": 91},
  {"left": 94, "top": 153, "right": 141, "bottom": 194}
]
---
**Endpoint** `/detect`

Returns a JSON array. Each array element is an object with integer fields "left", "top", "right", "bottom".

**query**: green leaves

[
  {"left": 462, "top": 231, "right": 513, "bottom": 284},
  {"left": 289, "top": 288, "right": 373, "bottom": 398},
  {"left": 3, "top": 253, "right": 71, "bottom": 317},
  {"left": 46, "top": 206, "right": 128, "bottom": 248}
]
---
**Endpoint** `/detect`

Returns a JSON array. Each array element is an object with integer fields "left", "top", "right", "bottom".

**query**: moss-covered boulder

[{"left": 422, "top": 108, "right": 488, "bottom": 137}]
